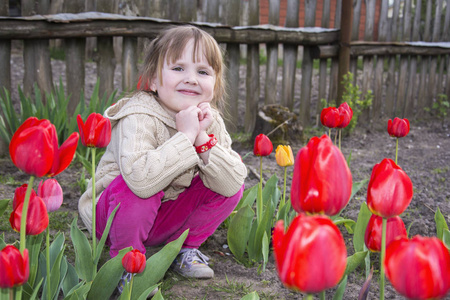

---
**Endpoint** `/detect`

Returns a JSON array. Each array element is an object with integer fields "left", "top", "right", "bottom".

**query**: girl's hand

[
  {"left": 197, "top": 102, "right": 213, "bottom": 132},
  {"left": 176, "top": 106, "right": 201, "bottom": 144}
]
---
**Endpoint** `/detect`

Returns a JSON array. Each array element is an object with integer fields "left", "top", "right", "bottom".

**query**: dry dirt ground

[{"left": 2, "top": 49, "right": 450, "bottom": 299}]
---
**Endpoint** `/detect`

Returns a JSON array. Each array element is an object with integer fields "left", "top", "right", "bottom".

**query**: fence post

[
  {"left": 223, "top": 0, "right": 240, "bottom": 132},
  {"left": 0, "top": 0, "right": 10, "bottom": 97},
  {"left": 317, "top": 0, "right": 331, "bottom": 125},
  {"left": 97, "top": 0, "right": 118, "bottom": 100},
  {"left": 264, "top": 0, "right": 279, "bottom": 106},
  {"left": 336, "top": 0, "right": 352, "bottom": 107},
  {"left": 22, "top": 0, "right": 53, "bottom": 99},
  {"left": 64, "top": 0, "right": 86, "bottom": 116},
  {"left": 280, "top": 0, "right": 299, "bottom": 112},
  {"left": 244, "top": 0, "right": 260, "bottom": 133},
  {"left": 298, "top": 0, "right": 316, "bottom": 127}
]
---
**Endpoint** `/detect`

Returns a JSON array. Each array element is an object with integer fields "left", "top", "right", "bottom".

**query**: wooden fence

[{"left": 0, "top": 0, "right": 449, "bottom": 136}]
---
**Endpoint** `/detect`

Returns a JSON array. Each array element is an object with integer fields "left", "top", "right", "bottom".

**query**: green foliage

[
  {"left": 424, "top": 94, "right": 449, "bottom": 125},
  {"left": 340, "top": 72, "right": 373, "bottom": 134}
]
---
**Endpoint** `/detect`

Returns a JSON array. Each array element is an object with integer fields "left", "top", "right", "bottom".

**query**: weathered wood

[
  {"left": 389, "top": 0, "right": 401, "bottom": 41},
  {"left": 264, "top": 0, "right": 279, "bottom": 105},
  {"left": 396, "top": 56, "right": 409, "bottom": 117},
  {"left": 64, "top": 0, "right": 85, "bottom": 115},
  {"left": 351, "top": 0, "right": 362, "bottom": 40},
  {"left": 122, "top": 36, "right": 138, "bottom": 92},
  {"left": 328, "top": 0, "right": 341, "bottom": 104},
  {"left": 97, "top": 0, "right": 117, "bottom": 99},
  {"left": 428, "top": 57, "right": 438, "bottom": 103},
  {"left": 436, "top": 55, "right": 445, "bottom": 95},
  {"left": 206, "top": 0, "right": 219, "bottom": 23},
  {"left": 444, "top": 0, "right": 450, "bottom": 41},
  {"left": 411, "top": 0, "right": 422, "bottom": 41},
  {"left": 281, "top": 0, "right": 299, "bottom": 111},
  {"left": 405, "top": 56, "right": 418, "bottom": 116},
  {"left": 317, "top": 0, "right": 331, "bottom": 121},
  {"left": 446, "top": 56, "right": 450, "bottom": 98},
  {"left": 399, "top": 0, "right": 411, "bottom": 41},
  {"left": 223, "top": 0, "right": 240, "bottom": 132},
  {"left": 432, "top": 0, "right": 443, "bottom": 43},
  {"left": 409, "top": 0, "right": 422, "bottom": 113},
  {"left": 349, "top": 42, "right": 450, "bottom": 56},
  {"left": 244, "top": 0, "right": 260, "bottom": 133},
  {"left": 416, "top": 56, "right": 429, "bottom": 116},
  {"left": 424, "top": 0, "right": 433, "bottom": 42},
  {"left": 336, "top": 0, "right": 352, "bottom": 105},
  {"left": 299, "top": 0, "right": 316, "bottom": 125},
  {"left": 0, "top": 0, "right": 10, "bottom": 96},
  {"left": 180, "top": 0, "right": 196, "bottom": 22}
]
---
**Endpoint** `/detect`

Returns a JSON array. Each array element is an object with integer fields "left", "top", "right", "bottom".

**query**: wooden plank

[
  {"left": 385, "top": 55, "right": 397, "bottom": 118},
  {"left": 446, "top": 55, "right": 450, "bottom": 99},
  {"left": 328, "top": 0, "right": 342, "bottom": 104},
  {"left": 416, "top": 56, "right": 429, "bottom": 116},
  {"left": 281, "top": 0, "right": 299, "bottom": 111},
  {"left": 409, "top": 0, "right": 422, "bottom": 116},
  {"left": 351, "top": 0, "right": 362, "bottom": 40},
  {"left": 64, "top": 0, "right": 85, "bottom": 115},
  {"left": 432, "top": 0, "right": 443, "bottom": 42},
  {"left": 223, "top": 0, "right": 240, "bottom": 132},
  {"left": 0, "top": 0, "right": 10, "bottom": 96},
  {"left": 180, "top": 0, "right": 196, "bottom": 22},
  {"left": 444, "top": 0, "right": 450, "bottom": 41},
  {"left": 405, "top": 56, "right": 418, "bottom": 117},
  {"left": 337, "top": 0, "right": 352, "bottom": 105},
  {"left": 122, "top": 37, "right": 138, "bottom": 92},
  {"left": 424, "top": 0, "right": 433, "bottom": 42},
  {"left": 397, "top": 0, "right": 412, "bottom": 118},
  {"left": 436, "top": 55, "right": 445, "bottom": 95},
  {"left": 299, "top": 0, "right": 317, "bottom": 126},
  {"left": 317, "top": 0, "right": 331, "bottom": 122},
  {"left": 244, "top": 0, "right": 260, "bottom": 133},
  {"left": 389, "top": 0, "right": 401, "bottom": 41},
  {"left": 0, "top": 16, "right": 340, "bottom": 45},
  {"left": 264, "top": 0, "right": 280, "bottom": 105}
]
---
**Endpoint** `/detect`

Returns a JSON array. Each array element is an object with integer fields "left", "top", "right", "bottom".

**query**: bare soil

[{"left": 2, "top": 48, "right": 450, "bottom": 299}]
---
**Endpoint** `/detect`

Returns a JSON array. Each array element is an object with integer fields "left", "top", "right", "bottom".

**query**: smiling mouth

[{"left": 178, "top": 89, "right": 200, "bottom": 96}]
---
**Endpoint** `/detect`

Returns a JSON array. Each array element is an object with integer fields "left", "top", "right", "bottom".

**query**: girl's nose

[{"left": 184, "top": 71, "right": 198, "bottom": 85}]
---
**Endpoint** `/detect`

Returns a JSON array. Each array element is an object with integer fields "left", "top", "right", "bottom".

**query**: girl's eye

[
  {"left": 172, "top": 67, "right": 183, "bottom": 71},
  {"left": 198, "top": 70, "right": 209, "bottom": 75}
]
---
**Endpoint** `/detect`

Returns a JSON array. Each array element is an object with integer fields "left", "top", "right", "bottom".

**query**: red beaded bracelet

[{"left": 195, "top": 134, "right": 218, "bottom": 153}]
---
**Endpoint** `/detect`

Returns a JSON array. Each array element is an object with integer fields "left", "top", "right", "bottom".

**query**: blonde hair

[{"left": 139, "top": 25, "right": 226, "bottom": 109}]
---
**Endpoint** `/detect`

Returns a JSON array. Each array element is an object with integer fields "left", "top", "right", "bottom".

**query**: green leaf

[
  {"left": 25, "top": 233, "right": 44, "bottom": 287},
  {"left": 149, "top": 289, "right": 164, "bottom": 300},
  {"left": 42, "top": 244, "right": 65, "bottom": 300},
  {"left": 262, "top": 174, "right": 279, "bottom": 207},
  {"left": 261, "top": 231, "right": 269, "bottom": 272},
  {"left": 87, "top": 247, "right": 132, "bottom": 300},
  {"left": 252, "top": 196, "right": 276, "bottom": 262},
  {"left": 49, "top": 232, "right": 65, "bottom": 268},
  {"left": 333, "top": 217, "right": 356, "bottom": 234},
  {"left": 28, "top": 278, "right": 44, "bottom": 300},
  {"left": 350, "top": 179, "right": 369, "bottom": 201},
  {"left": 0, "top": 199, "right": 9, "bottom": 217},
  {"left": 435, "top": 207, "right": 449, "bottom": 241},
  {"left": 353, "top": 202, "right": 372, "bottom": 253},
  {"left": 131, "top": 230, "right": 189, "bottom": 300},
  {"left": 62, "top": 262, "right": 80, "bottom": 297},
  {"left": 443, "top": 229, "right": 450, "bottom": 249},
  {"left": 240, "top": 291, "right": 260, "bottom": 300},
  {"left": 94, "top": 203, "right": 120, "bottom": 264},
  {"left": 333, "top": 275, "right": 348, "bottom": 300},
  {"left": 235, "top": 185, "right": 258, "bottom": 213},
  {"left": 70, "top": 217, "right": 94, "bottom": 282},
  {"left": 345, "top": 251, "right": 368, "bottom": 276},
  {"left": 227, "top": 205, "right": 254, "bottom": 263}
]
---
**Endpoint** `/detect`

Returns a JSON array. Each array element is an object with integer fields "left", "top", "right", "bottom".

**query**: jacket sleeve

[
  {"left": 197, "top": 113, "right": 247, "bottom": 196},
  {"left": 114, "top": 113, "right": 199, "bottom": 198}
]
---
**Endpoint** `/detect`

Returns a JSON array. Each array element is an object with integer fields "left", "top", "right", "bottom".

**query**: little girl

[{"left": 78, "top": 25, "right": 246, "bottom": 281}]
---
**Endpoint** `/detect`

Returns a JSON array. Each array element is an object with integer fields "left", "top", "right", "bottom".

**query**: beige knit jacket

[{"left": 78, "top": 92, "right": 247, "bottom": 232}]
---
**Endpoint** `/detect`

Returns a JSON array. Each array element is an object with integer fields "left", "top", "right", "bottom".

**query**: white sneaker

[{"left": 171, "top": 248, "right": 214, "bottom": 279}]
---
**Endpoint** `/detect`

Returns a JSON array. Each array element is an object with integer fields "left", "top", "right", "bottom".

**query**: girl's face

[{"left": 151, "top": 39, "right": 216, "bottom": 117}]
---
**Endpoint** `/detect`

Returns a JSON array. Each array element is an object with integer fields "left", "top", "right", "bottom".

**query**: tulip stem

[
  {"left": 395, "top": 138, "right": 399, "bottom": 164},
  {"left": 46, "top": 227, "right": 51, "bottom": 300},
  {"left": 280, "top": 166, "right": 287, "bottom": 209},
  {"left": 380, "top": 217, "right": 387, "bottom": 300},
  {"left": 20, "top": 176, "right": 35, "bottom": 253},
  {"left": 319, "top": 290, "right": 325, "bottom": 300},
  {"left": 306, "top": 294, "right": 313, "bottom": 300},
  {"left": 128, "top": 275, "right": 134, "bottom": 300},
  {"left": 91, "top": 147, "right": 97, "bottom": 275},
  {"left": 338, "top": 129, "right": 342, "bottom": 150},
  {"left": 10, "top": 288, "right": 13, "bottom": 300},
  {"left": 328, "top": 128, "right": 331, "bottom": 137},
  {"left": 257, "top": 157, "right": 263, "bottom": 225}
]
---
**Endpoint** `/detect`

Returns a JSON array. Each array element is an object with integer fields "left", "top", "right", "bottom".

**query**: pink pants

[{"left": 96, "top": 174, "right": 244, "bottom": 258}]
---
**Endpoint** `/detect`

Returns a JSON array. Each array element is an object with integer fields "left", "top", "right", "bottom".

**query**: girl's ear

[{"left": 149, "top": 77, "right": 157, "bottom": 92}]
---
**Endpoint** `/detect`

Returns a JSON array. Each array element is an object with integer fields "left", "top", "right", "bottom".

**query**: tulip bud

[
  {"left": 77, "top": 113, "right": 112, "bottom": 148},
  {"left": 337, "top": 102, "right": 353, "bottom": 128},
  {"left": 387, "top": 117, "right": 410, "bottom": 138},
  {"left": 38, "top": 179, "right": 63, "bottom": 212},
  {"left": 367, "top": 158, "right": 413, "bottom": 218},
  {"left": 253, "top": 134, "right": 273, "bottom": 156},
  {"left": 273, "top": 214, "right": 347, "bottom": 293},
  {"left": 291, "top": 135, "right": 352, "bottom": 216},
  {"left": 275, "top": 145, "right": 294, "bottom": 167},
  {"left": 320, "top": 107, "right": 340, "bottom": 128},
  {"left": 0, "top": 245, "right": 29, "bottom": 288},
  {"left": 364, "top": 215, "right": 407, "bottom": 252},
  {"left": 385, "top": 236, "right": 450, "bottom": 299},
  {"left": 122, "top": 249, "right": 146, "bottom": 274}
]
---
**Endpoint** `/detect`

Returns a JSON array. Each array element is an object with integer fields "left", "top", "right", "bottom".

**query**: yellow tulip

[{"left": 275, "top": 145, "right": 294, "bottom": 167}]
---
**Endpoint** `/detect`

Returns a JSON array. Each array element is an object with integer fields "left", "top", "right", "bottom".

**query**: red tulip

[
  {"left": 38, "top": 179, "right": 63, "bottom": 212},
  {"left": 291, "top": 134, "right": 352, "bottom": 216},
  {"left": 122, "top": 249, "right": 146, "bottom": 274},
  {"left": 9, "top": 117, "right": 79, "bottom": 177},
  {"left": 387, "top": 117, "right": 410, "bottom": 138},
  {"left": 77, "top": 113, "right": 112, "bottom": 148},
  {"left": 0, "top": 245, "right": 29, "bottom": 288},
  {"left": 10, "top": 186, "right": 49, "bottom": 235},
  {"left": 364, "top": 214, "right": 407, "bottom": 252},
  {"left": 336, "top": 102, "right": 353, "bottom": 128},
  {"left": 320, "top": 107, "right": 340, "bottom": 128},
  {"left": 253, "top": 134, "right": 273, "bottom": 156},
  {"left": 367, "top": 158, "right": 413, "bottom": 218},
  {"left": 385, "top": 236, "right": 450, "bottom": 300},
  {"left": 273, "top": 214, "right": 347, "bottom": 293}
]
